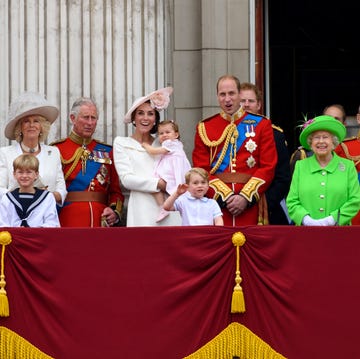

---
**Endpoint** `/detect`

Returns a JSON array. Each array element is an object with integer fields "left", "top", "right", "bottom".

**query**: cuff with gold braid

[
  {"left": 110, "top": 199, "right": 123, "bottom": 225},
  {"left": 209, "top": 178, "right": 234, "bottom": 208},
  {"left": 240, "top": 177, "right": 265, "bottom": 203}
]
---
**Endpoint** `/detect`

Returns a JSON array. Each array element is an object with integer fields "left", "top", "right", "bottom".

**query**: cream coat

[
  {"left": 113, "top": 136, "right": 181, "bottom": 226},
  {"left": 0, "top": 142, "right": 67, "bottom": 204}
]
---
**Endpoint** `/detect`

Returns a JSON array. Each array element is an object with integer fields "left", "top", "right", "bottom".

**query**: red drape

[{"left": 1, "top": 226, "right": 360, "bottom": 358}]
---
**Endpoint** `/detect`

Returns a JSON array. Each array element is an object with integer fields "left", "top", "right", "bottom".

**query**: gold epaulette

[
  {"left": 199, "top": 113, "right": 219, "bottom": 123},
  {"left": 248, "top": 110, "right": 270, "bottom": 120},
  {"left": 272, "top": 124, "right": 284, "bottom": 133},
  {"left": 49, "top": 138, "right": 67, "bottom": 146},
  {"left": 343, "top": 136, "right": 357, "bottom": 142}
]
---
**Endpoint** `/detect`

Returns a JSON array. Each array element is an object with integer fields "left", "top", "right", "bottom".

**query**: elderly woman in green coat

[{"left": 286, "top": 115, "right": 360, "bottom": 225}]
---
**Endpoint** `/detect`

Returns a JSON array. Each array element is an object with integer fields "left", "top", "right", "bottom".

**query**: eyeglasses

[{"left": 312, "top": 135, "right": 331, "bottom": 141}]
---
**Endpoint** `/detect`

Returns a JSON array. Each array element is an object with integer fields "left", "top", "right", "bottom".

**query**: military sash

[
  {"left": 212, "top": 113, "right": 262, "bottom": 173},
  {"left": 67, "top": 143, "right": 112, "bottom": 192}
]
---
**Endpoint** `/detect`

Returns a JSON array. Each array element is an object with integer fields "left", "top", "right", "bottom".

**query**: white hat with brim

[
  {"left": 124, "top": 87, "right": 173, "bottom": 123},
  {"left": 299, "top": 115, "right": 346, "bottom": 150},
  {"left": 5, "top": 92, "right": 59, "bottom": 140}
]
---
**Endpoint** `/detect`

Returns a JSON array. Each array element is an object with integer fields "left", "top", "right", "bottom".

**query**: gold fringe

[
  {"left": 0, "top": 231, "right": 12, "bottom": 317},
  {"left": 231, "top": 232, "right": 246, "bottom": 313},
  {"left": 0, "top": 326, "right": 54, "bottom": 359},
  {"left": 183, "top": 322, "right": 286, "bottom": 359}
]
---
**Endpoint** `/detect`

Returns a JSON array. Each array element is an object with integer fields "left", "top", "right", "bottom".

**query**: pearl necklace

[{"left": 20, "top": 142, "right": 39, "bottom": 153}]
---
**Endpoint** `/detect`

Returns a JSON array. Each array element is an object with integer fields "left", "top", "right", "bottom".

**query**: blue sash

[
  {"left": 67, "top": 143, "right": 111, "bottom": 192},
  {"left": 212, "top": 113, "right": 262, "bottom": 172}
]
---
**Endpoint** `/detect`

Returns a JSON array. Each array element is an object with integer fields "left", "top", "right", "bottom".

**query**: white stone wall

[
  {"left": 0, "top": 0, "right": 252, "bottom": 160},
  {"left": 0, "top": 0, "right": 172, "bottom": 146},
  {"left": 173, "top": 0, "right": 252, "bottom": 158}
]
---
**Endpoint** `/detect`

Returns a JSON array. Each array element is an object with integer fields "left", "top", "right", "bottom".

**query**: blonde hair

[
  {"left": 158, "top": 120, "right": 180, "bottom": 138},
  {"left": 13, "top": 154, "right": 39, "bottom": 172},
  {"left": 185, "top": 167, "right": 209, "bottom": 184},
  {"left": 14, "top": 116, "right": 51, "bottom": 143}
]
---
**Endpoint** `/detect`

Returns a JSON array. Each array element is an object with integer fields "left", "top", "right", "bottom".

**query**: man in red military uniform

[
  {"left": 192, "top": 75, "right": 277, "bottom": 226},
  {"left": 52, "top": 97, "right": 123, "bottom": 227},
  {"left": 335, "top": 105, "right": 360, "bottom": 224}
]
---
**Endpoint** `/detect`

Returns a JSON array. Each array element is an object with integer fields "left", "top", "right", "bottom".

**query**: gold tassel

[
  {"left": 231, "top": 232, "right": 246, "bottom": 313},
  {"left": 0, "top": 231, "right": 12, "bottom": 317}
]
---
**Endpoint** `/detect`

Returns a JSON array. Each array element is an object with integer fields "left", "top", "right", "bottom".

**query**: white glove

[
  {"left": 316, "top": 216, "right": 336, "bottom": 226},
  {"left": 302, "top": 215, "right": 335, "bottom": 226},
  {"left": 302, "top": 215, "right": 319, "bottom": 226}
]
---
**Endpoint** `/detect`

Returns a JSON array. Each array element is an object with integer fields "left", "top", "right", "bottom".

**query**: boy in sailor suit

[{"left": 0, "top": 154, "right": 60, "bottom": 227}]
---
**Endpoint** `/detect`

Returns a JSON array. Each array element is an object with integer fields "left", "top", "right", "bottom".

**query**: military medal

[
  {"left": 245, "top": 139, "right": 257, "bottom": 153},
  {"left": 249, "top": 125, "right": 255, "bottom": 137},
  {"left": 246, "top": 155, "right": 256, "bottom": 168},
  {"left": 245, "top": 125, "right": 251, "bottom": 138},
  {"left": 92, "top": 148, "right": 112, "bottom": 164},
  {"left": 245, "top": 125, "right": 256, "bottom": 138}
]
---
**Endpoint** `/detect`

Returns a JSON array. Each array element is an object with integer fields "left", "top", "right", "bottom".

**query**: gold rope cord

[
  {"left": 198, "top": 122, "right": 238, "bottom": 174},
  {"left": 61, "top": 147, "right": 84, "bottom": 180},
  {"left": 340, "top": 142, "right": 360, "bottom": 167},
  {"left": 231, "top": 232, "right": 246, "bottom": 313},
  {"left": 0, "top": 326, "right": 54, "bottom": 359},
  {"left": 183, "top": 322, "right": 286, "bottom": 359},
  {"left": 0, "top": 231, "right": 12, "bottom": 317}
]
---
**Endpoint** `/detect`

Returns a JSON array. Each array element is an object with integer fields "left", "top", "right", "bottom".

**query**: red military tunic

[
  {"left": 52, "top": 131, "right": 124, "bottom": 227},
  {"left": 192, "top": 108, "right": 277, "bottom": 226},
  {"left": 335, "top": 133, "right": 360, "bottom": 225}
]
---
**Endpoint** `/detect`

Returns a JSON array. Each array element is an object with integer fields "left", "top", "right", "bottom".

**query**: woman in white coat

[
  {"left": 113, "top": 87, "right": 181, "bottom": 226},
  {"left": 0, "top": 92, "right": 67, "bottom": 205}
]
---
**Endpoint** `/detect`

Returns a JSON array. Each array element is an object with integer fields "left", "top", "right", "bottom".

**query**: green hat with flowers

[{"left": 299, "top": 115, "right": 346, "bottom": 150}]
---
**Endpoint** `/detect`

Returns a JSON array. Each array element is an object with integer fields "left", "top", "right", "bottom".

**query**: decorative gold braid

[
  {"left": 61, "top": 147, "right": 84, "bottom": 180},
  {"left": 198, "top": 122, "right": 234, "bottom": 147},
  {"left": 0, "top": 231, "right": 12, "bottom": 317},
  {"left": 198, "top": 122, "right": 238, "bottom": 174},
  {"left": 231, "top": 232, "right": 246, "bottom": 313},
  {"left": 340, "top": 142, "right": 360, "bottom": 167}
]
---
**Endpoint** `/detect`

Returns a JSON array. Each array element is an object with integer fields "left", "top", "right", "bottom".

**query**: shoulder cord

[
  {"left": 61, "top": 147, "right": 85, "bottom": 180},
  {"left": 340, "top": 143, "right": 360, "bottom": 166},
  {"left": 198, "top": 122, "right": 238, "bottom": 174}
]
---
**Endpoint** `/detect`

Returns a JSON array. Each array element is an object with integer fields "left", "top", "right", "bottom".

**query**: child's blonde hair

[
  {"left": 158, "top": 120, "right": 180, "bottom": 138},
  {"left": 185, "top": 167, "right": 209, "bottom": 184},
  {"left": 13, "top": 154, "right": 39, "bottom": 172}
]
